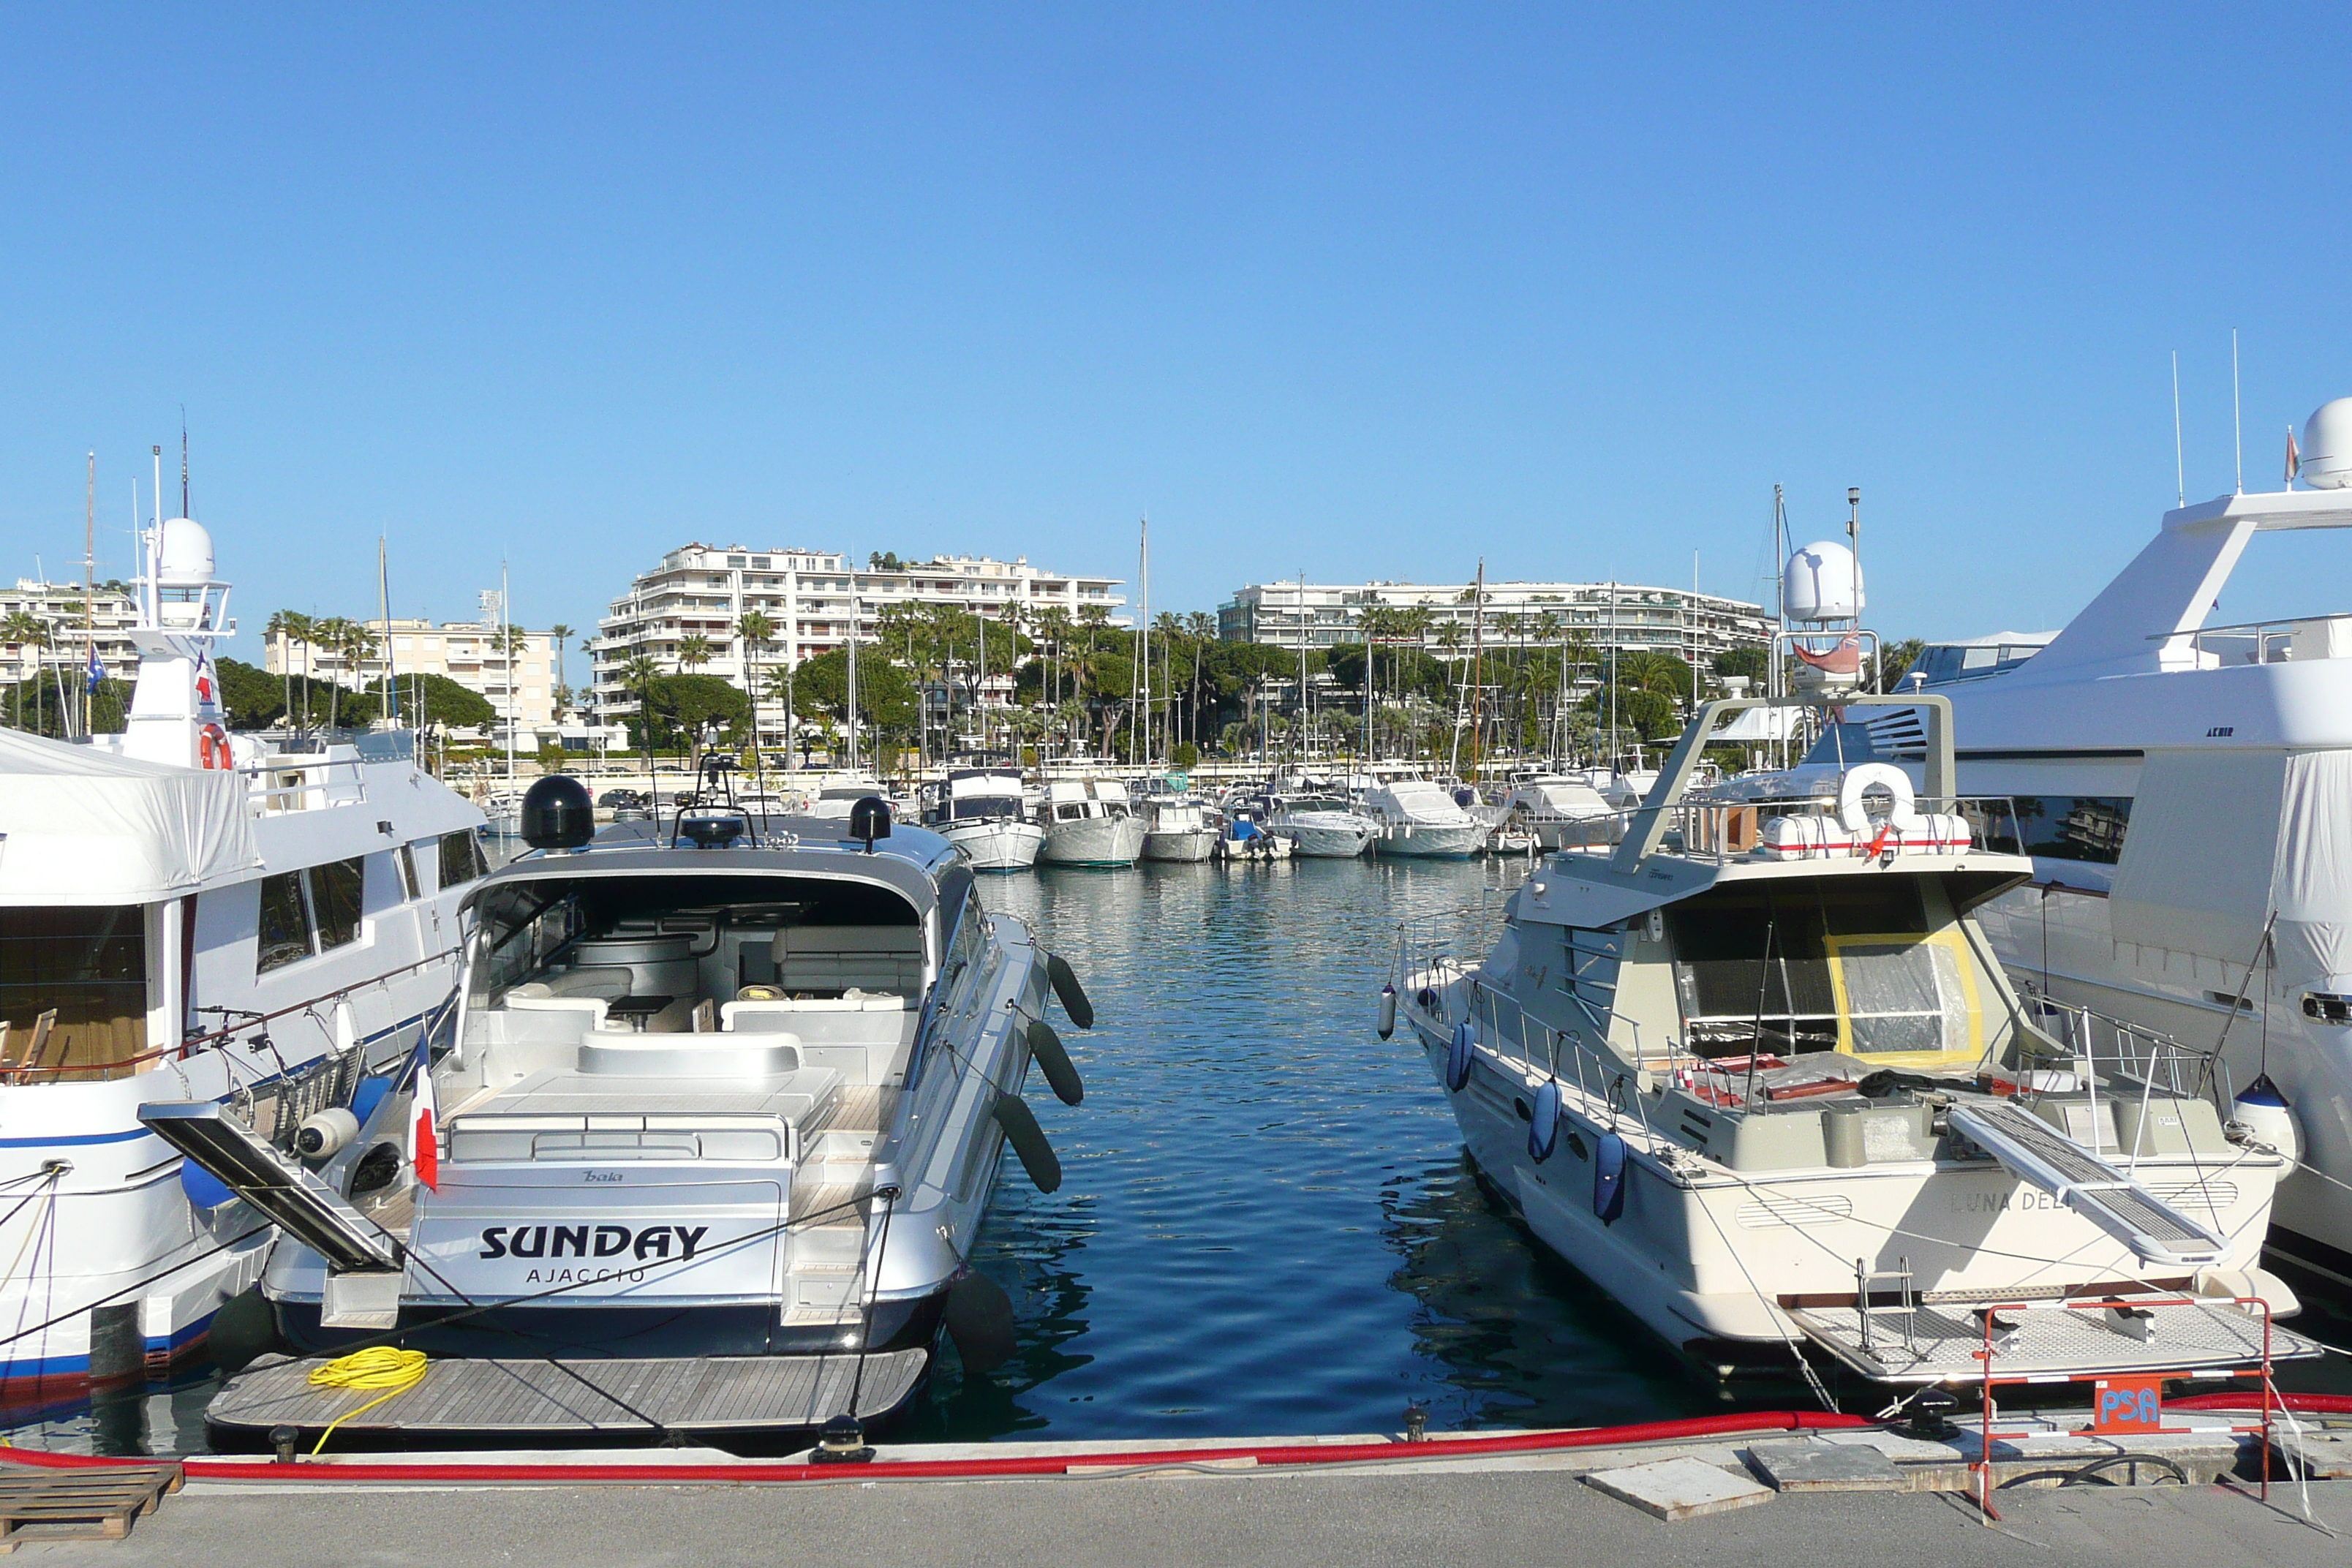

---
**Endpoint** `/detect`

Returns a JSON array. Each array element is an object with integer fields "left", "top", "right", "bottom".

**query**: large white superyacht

[
  {"left": 1842, "top": 396, "right": 2352, "bottom": 1289},
  {"left": 0, "top": 508, "right": 480, "bottom": 1411}
]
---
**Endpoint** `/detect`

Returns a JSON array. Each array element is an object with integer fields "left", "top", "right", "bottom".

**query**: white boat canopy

[{"left": 0, "top": 728, "right": 261, "bottom": 905}]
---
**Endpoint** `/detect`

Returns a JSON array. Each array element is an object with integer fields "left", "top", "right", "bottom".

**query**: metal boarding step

[
  {"left": 137, "top": 1101, "right": 402, "bottom": 1273},
  {"left": 206, "top": 1349, "right": 928, "bottom": 1444},
  {"left": 1788, "top": 1297, "right": 2323, "bottom": 1385},
  {"left": 1945, "top": 1101, "right": 2228, "bottom": 1267}
]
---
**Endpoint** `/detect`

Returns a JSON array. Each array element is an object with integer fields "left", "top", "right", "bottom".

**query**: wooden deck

[{"left": 206, "top": 1349, "right": 928, "bottom": 1441}]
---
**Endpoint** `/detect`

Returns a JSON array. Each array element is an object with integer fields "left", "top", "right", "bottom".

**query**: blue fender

[
  {"left": 1593, "top": 1130, "right": 1627, "bottom": 1224},
  {"left": 181, "top": 1159, "right": 235, "bottom": 1211},
  {"left": 1528, "top": 1081, "right": 1562, "bottom": 1163},
  {"left": 1446, "top": 1019, "right": 1475, "bottom": 1092}
]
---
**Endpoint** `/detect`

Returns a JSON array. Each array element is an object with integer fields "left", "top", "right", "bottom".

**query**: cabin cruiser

[
  {"left": 1139, "top": 794, "right": 1218, "bottom": 863},
  {"left": 0, "top": 511, "right": 480, "bottom": 1410},
  {"left": 1035, "top": 779, "right": 1145, "bottom": 867},
  {"left": 1393, "top": 690, "right": 2313, "bottom": 1388},
  {"left": 146, "top": 765, "right": 1095, "bottom": 1449},
  {"left": 1267, "top": 793, "right": 1378, "bottom": 859},
  {"left": 1829, "top": 398, "right": 2352, "bottom": 1289},
  {"left": 1362, "top": 779, "right": 1486, "bottom": 859},
  {"left": 1500, "top": 774, "right": 1618, "bottom": 852},
  {"left": 921, "top": 767, "right": 1044, "bottom": 872}
]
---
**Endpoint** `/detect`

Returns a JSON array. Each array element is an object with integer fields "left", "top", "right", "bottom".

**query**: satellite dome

[
  {"left": 2300, "top": 399, "right": 2352, "bottom": 490},
  {"left": 1783, "top": 539, "right": 1863, "bottom": 622},
  {"left": 155, "top": 518, "right": 216, "bottom": 586}
]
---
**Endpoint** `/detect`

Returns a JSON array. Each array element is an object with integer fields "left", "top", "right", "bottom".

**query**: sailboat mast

[
  {"left": 845, "top": 560, "right": 859, "bottom": 774},
  {"left": 82, "top": 451, "right": 95, "bottom": 740},
  {"left": 502, "top": 560, "right": 515, "bottom": 785}
]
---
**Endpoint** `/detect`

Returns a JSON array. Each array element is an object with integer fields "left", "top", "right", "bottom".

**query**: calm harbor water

[{"left": 16, "top": 853, "right": 2348, "bottom": 1455}]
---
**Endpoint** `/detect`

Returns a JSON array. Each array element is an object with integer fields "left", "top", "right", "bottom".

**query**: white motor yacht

[
  {"left": 921, "top": 767, "right": 1044, "bottom": 872},
  {"left": 1140, "top": 796, "right": 1218, "bottom": 862},
  {"left": 1394, "top": 693, "right": 2315, "bottom": 1387},
  {"left": 1500, "top": 774, "right": 1618, "bottom": 852},
  {"left": 0, "top": 511, "right": 480, "bottom": 1409},
  {"left": 1836, "top": 396, "right": 2352, "bottom": 1289},
  {"left": 1268, "top": 793, "right": 1378, "bottom": 859},
  {"left": 1035, "top": 779, "right": 1145, "bottom": 867},
  {"left": 151, "top": 764, "right": 1096, "bottom": 1449},
  {"left": 1362, "top": 779, "right": 1487, "bottom": 859}
]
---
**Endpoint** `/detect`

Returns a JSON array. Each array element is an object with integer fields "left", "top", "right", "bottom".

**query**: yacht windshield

[{"left": 1665, "top": 879, "right": 1986, "bottom": 1068}]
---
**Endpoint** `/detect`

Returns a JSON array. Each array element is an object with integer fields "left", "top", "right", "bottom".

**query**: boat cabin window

[
  {"left": 1964, "top": 795, "right": 2131, "bottom": 865},
  {"left": 952, "top": 798, "right": 1018, "bottom": 821},
  {"left": 395, "top": 844, "right": 421, "bottom": 901},
  {"left": 0, "top": 906, "right": 147, "bottom": 1074},
  {"left": 257, "top": 857, "right": 368, "bottom": 973},
  {"left": 1055, "top": 803, "right": 1084, "bottom": 821},
  {"left": 439, "top": 829, "right": 489, "bottom": 890},
  {"left": 257, "top": 872, "right": 310, "bottom": 972},
  {"left": 312, "top": 857, "right": 365, "bottom": 950},
  {"left": 1665, "top": 880, "right": 1985, "bottom": 1067}
]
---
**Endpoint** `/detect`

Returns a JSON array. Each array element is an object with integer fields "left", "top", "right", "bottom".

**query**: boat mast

[
  {"left": 82, "top": 450, "right": 95, "bottom": 740},
  {"left": 502, "top": 560, "right": 514, "bottom": 787},
  {"left": 845, "top": 559, "right": 859, "bottom": 774},
  {"left": 377, "top": 535, "right": 395, "bottom": 725}
]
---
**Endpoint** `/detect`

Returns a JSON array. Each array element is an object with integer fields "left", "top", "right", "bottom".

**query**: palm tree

[
  {"left": 736, "top": 611, "right": 775, "bottom": 757},
  {"left": 622, "top": 654, "right": 663, "bottom": 755},
  {"left": 2, "top": 611, "right": 46, "bottom": 730},
  {"left": 548, "top": 624, "right": 573, "bottom": 695},
  {"left": 337, "top": 620, "right": 382, "bottom": 728},
  {"left": 678, "top": 633, "right": 713, "bottom": 676}
]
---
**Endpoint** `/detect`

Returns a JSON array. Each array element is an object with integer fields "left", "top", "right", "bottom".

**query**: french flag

[{"left": 408, "top": 1033, "right": 440, "bottom": 1191}]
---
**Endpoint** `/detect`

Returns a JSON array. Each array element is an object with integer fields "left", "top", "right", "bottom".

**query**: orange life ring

[{"left": 198, "top": 724, "right": 231, "bottom": 771}]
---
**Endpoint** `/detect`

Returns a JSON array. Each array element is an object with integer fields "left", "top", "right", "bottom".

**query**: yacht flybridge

[
  {"left": 1852, "top": 396, "right": 2352, "bottom": 1289},
  {"left": 146, "top": 767, "right": 1096, "bottom": 1450},
  {"left": 0, "top": 509, "right": 480, "bottom": 1410},
  {"left": 1394, "top": 691, "right": 2317, "bottom": 1387}
]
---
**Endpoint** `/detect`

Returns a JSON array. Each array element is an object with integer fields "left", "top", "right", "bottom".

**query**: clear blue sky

[{"left": 4, "top": 5, "right": 2348, "bottom": 657}]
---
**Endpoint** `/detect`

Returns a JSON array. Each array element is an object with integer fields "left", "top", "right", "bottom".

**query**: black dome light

[
  {"left": 848, "top": 796, "right": 892, "bottom": 852},
  {"left": 521, "top": 775, "right": 595, "bottom": 851}
]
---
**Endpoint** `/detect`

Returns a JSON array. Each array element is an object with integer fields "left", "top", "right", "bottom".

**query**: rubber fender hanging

[
  {"left": 1446, "top": 1020, "right": 1475, "bottom": 1093},
  {"left": 205, "top": 1286, "right": 282, "bottom": 1379},
  {"left": 1025, "top": 1019, "right": 1084, "bottom": 1107},
  {"left": 943, "top": 1271, "right": 1019, "bottom": 1374},
  {"left": 1593, "top": 1130, "right": 1628, "bottom": 1225},
  {"left": 1529, "top": 1081, "right": 1562, "bottom": 1163},
  {"left": 994, "top": 1093, "right": 1062, "bottom": 1194},
  {"left": 180, "top": 1158, "right": 235, "bottom": 1212},
  {"left": 1046, "top": 952, "right": 1095, "bottom": 1030},
  {"left": 1376, "top": 984, "right": 1398, "bottom": 1041}
]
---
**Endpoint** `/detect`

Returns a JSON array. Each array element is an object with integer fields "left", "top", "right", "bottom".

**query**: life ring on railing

[
  {"left": 1836, "top": 763, "right": 1915, "bottom": 836},
  {"left": 197, "top": 724, "right": 233, "bottom": 771}
]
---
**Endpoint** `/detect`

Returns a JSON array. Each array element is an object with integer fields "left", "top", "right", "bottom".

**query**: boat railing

[
  {"left": 1552, "top": 794, "right": 2026, "bottom": 868},
  {"left": 2156, "top": 613, "right": 2352, "bottom": 668},
  {"left": 2015, "top": 992, "right": 2236, "bottom": 1166}
]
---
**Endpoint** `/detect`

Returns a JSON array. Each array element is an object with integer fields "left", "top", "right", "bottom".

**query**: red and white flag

[{"left": 410, "top": 1047, "right": 440, "bottom": 1191}]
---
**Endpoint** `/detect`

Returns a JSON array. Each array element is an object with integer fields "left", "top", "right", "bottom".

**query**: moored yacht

[
  {"left": 1035, "top": 778, "right": 1145, "bottom": 867},
  {"left": 1395, "top": 689, "right": 2313, "bottom": 1388},
  {"left": 1267, "top": 792, "right": 1379, "bottom": 859},
  {"left": 1499, "top": 774, "right": 1618, "bottom": 852},
  {"left": 1362, "top": 778, "right": 1486, "bottom": 859},
  {"left": 149, "top": 764, "right": 1096, "bottom": 1449},
  {"left": 0, "top": 509, "right": 480, "bottom": 1409},
  {"left": 1139, "top": 794, "right": 1218, "bottom": 862},
  {"left": 921, "top": 766, "right": 1044, "bottom": 872}
]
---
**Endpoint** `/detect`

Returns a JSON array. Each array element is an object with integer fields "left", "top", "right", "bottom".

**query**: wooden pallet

[{"left": 0, "top": 1462, "right": 182, "bottom": 1552}]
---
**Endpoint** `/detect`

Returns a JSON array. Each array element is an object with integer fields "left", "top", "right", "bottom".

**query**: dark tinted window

[
  {"left": 0, "top": 906, "right": 148, "bottom": 1069},
  {"left": 439, "top": 829, "right": 486, "bottom": 889},
  {"left": 1967, "top": 796, "right": 2131, "bottom": 864},
  {"left": 309, "top": 857, "right": 365, "bottom": 950},
  {"left": 257, "top": 872, "right": 312, "bottom": 972}
]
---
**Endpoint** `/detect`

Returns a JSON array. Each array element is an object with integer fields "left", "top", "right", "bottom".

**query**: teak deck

[{"left": 207, "top": 1349, "right": 928, "bottom": 1441}]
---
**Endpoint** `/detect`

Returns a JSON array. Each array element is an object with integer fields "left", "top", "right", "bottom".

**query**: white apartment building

[
  {"left": 588, "top": 543, "right": 1126, "bottom": 743},
  {"left": 0, "top": 580, "right": 140, "bottom": 687},
  {"left": 1217, "top": 579, "right": 1771, "bottom": 668}
]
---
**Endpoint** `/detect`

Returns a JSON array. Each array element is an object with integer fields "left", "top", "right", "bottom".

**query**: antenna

[
  {"left": 2171, "top": 350, "right": 2185, "bottom": 507},
  {"left": 2231, "top": 328, "right": 2244, "bottom": 495},
  {"left": 179, "top": 411, "right": 189, "bottom": 516}
]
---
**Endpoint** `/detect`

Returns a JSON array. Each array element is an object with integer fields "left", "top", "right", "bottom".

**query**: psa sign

[{"left": 2091, "top": 1374, "right": 2165, "bottom": 1434}]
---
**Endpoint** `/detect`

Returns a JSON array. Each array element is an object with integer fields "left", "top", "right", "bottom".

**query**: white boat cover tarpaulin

[
  {"left": 2108, "top": 746, "right": 2352, "bottom": 984},
  {"left": 0, "top": 728, "right": 261, "bottom": 905}
]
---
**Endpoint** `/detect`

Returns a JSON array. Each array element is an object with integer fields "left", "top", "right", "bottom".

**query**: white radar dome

[
  {"left": 1783, "top": 539, "right": 1863, "bottom": 622},
  {"left": 155, "top": 518, "right": 216, "bottom": 586},
  {"left": 2300, "top": 399, "right": 2352, "bottom": 490}
]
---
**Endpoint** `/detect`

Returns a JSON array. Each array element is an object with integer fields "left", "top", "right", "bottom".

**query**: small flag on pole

[
  {"left": 85, "top": 644, "right": 102, "bottom": 694},
  {"left": 409, "top": 1032, "right": 440, "bottom": 1191},
  {"left": 2288, "top": 425, "right": 2302, "bottom": 486}
]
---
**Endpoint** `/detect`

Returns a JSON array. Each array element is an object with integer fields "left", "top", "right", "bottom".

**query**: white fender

[{"left": 1836, "top": 764, "right": 1918, "bottom": 836}]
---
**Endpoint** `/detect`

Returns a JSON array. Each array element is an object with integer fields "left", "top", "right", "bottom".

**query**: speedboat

[
  {"left": 1393, "top": 688, "right": 2315, "bottom": 1388},
  {"left": 921, "top": 767, "right": 1044, "bottom": 872},
  {"left": 1362, "top": 779, "right": 1486, "bottom": 859},
  {"left": 1267, "top": 793, "right": 1378, "bottom": 859},
  {"left": 1838, "top": 396, "right": 2352, "bottom": 1288},
  {"left": 148, "top": 764, "right": 1096, "bottom": 1450},
  {"left": 1140, "top": 795, "right": 1218, "bottom": 862},
  {"left": 0, "top": 510, "right": 479, "bottom": 1411},
  {"left": 1035, "top": 778, "right": 1145, "bottom": 867}
]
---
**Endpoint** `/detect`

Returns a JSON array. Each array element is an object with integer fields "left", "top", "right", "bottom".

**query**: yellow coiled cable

[{"left": 305, "top": 1346, "right": 429, "bottom": 1454}]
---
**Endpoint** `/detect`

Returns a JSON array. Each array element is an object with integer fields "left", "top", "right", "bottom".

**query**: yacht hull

[
  {"left": 1373, "top": 821, "right": 1486, "bottom": 859},
  {"left": 1143, "top": 828, "right": 1216, "bottom": 862},
  {"left": 943, "top": 819, "right": 1044, "bottom": 871},
  {"left": 1039, "top": 817, "right": 1146, "bottom": 867},
  {"left": 1280, "top": 822, "right": 1376, "bottom": 858}
]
